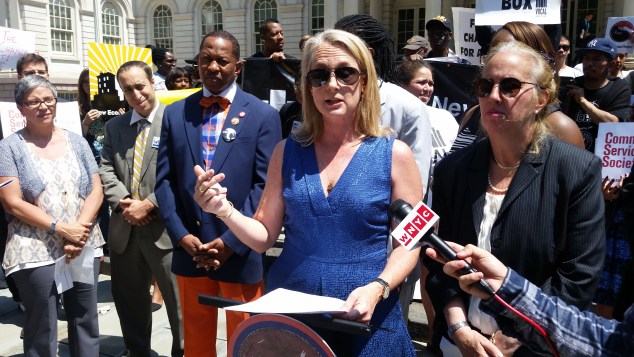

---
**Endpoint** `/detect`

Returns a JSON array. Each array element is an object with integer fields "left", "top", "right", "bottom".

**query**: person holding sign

[
  {"left": 0, "top": 75, "right": 105, "bottom": 356},
  {"left": 192, "top": 29, "right": 421, "bottom": 356},
  {"left": 425, "top": 41, "right": 605, "bottom": 357},
  {"left": 562, "top": 38, "right": 630, "bottom": 152}
]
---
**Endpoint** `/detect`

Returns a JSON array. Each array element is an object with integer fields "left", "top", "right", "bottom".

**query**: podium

[{"left": 199, "top": 295, "right": 373, "bottom": 357}]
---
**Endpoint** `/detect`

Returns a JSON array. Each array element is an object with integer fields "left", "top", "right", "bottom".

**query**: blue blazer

[
  {"left": 155, "top": 87, "right": 281, "bottom": 283},
  {"left": 425, "top": 136, "right": 605, "bottom": 316}
]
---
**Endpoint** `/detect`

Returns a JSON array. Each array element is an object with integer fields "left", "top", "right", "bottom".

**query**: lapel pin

[
  {"left": 231, "top": 117, "right": 239, "bottom": 125},
  {"left": 238, "top": 111, "right": 246, "bottom": 118},
  {"left": 222, "top": 128, "right": 237, "bottom": 142}
]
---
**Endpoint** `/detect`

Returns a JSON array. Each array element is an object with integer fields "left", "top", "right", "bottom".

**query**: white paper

[
  {"left": 54, "top": 256, "right": 74, "bottom": 294},
  {"left": 225, "top": 288, "right": 347, "bottom": 314},
  {"left": 53, "top": 246, "right": 95, "bottom": 294},
  {"left": 269, "top": 89, "right": 287, "bottom": 111}
]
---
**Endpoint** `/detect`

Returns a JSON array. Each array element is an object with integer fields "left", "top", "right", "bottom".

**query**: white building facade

[{"left": 0, "top": 0, "right": 632, "bottom": 101}]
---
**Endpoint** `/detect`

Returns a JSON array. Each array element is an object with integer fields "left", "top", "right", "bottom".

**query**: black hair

[
  {"left": 259, "top": 18, "right": 280, "bottom": 38},
  {"left": 334, "top": 14, "right": 397, "bottom": 83},
  {"left": 200, "top": 30, "right": 241, "bottom": 61},
  {"left": 146, "top": 45, "right": 168, "bottom": 65},
  {"left": 116, "top": 61, "right": 153, "bottom": 82},
  {"left": 16, "top": 53, "right": 48, "bottom": 75},
  {"left": 166, "top": 67, "right": 191, "bottom": 90}
]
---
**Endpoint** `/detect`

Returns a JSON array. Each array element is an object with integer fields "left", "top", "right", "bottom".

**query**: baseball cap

[
  {"left": 184, "top": 54, "right": 199, "bottom": 64},
  {"left": 403, "top": 36, "right": 430, "bottom": 50},
  {"left": 426, "top": 15, "right": 452, "bottom": 33},
  {"left": 575, "top": 38, "right": 618, "bottom": 59}
]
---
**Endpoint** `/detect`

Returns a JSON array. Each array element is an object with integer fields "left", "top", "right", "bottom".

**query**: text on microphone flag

[{"left": 391, "top": 202, "right": 440, "bottom": 250}]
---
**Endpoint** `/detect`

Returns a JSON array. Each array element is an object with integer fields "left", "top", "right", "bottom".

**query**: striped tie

[{"left": 131, "top": 119, "right": 150, "bottom": 200}]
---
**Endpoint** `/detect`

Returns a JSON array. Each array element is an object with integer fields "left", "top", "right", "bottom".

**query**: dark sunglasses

[
  {"left": 306, "top": 67, "right": 361, "bottom": 87},
  {"left": 559, "top": 45, "right": 570, "bottom": 51},
  {"left": 475, "top": 77, "right": 539, "bottom": 98}
]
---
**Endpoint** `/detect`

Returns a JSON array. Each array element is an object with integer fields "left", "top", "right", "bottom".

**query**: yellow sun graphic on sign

[{"left": 87, "top": 42, "right": 152, "bottom": 101}]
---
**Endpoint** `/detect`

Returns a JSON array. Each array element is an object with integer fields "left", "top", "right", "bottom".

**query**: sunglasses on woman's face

[
  {"left": 475, "top": 77, "right": 538, "bottom": 98},
  {"left": 306, "top": 67, "right": 361, "bottom": 87}
]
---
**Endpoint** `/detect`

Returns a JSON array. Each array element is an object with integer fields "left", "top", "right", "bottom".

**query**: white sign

[
  {"left": 475, "top": 0, "right": 561, "bottom": 26},
  {"left": 605, "top": 17, "right": 634, "bottom": 54},
  {"left": 452, "top": 8, "right": 482, "bottom": 66},
  {"left": 0, "top": 101, "right": 82, "bottom": 138},
  {"left": 0, "top": 27, "right": 36, "bottom": 70},
  {"left": 594, "top": 122, "right": 634, "bottom": 180}
]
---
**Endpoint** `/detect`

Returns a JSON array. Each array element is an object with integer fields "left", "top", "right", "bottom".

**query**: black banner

[
  {"left": 426, "top": 60, "right": 480, "bottom": 122},
  {"left": 240, "top": 58, "right": 301, "bottom": 108}
]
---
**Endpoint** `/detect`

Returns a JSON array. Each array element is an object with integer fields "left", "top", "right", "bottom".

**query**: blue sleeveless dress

[{"left": 267, "top": 136, "right": 415, "bottom": 356}]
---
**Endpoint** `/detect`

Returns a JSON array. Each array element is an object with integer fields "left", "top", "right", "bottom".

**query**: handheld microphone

[{"left": 389, "top": 199, "right": 496, "bottom": 296}]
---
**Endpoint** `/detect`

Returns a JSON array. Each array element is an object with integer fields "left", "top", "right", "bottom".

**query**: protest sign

[
  {"left": 452, "top": 7, "right": 482, "bottom": 66},
  {"left": 0, "top": 101, "right": 82, "bottom": 138},
  {"left": 88, "top": 43, "right": 152, "bottom": 122},
  {"left": 595, "top": 122, "right": 634, "bottom": 180},
  {"left": 605, "top": 17, "right": 634, "bottom": 54},
  {"left": 0, "top": 27, "right": 36, "bottom": 70},
  {"left": 475, "top": 0, "right": 561, "bottom": 26}
]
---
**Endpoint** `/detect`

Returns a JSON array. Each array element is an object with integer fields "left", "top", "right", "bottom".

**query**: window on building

[
  {"left": 395, "top": 7, "right": 426, "bottom": 51},
  {"left": 253, "top": 0, "right": 277, "bottom": 54},
  {"left": 311, "top": 0, "right": 324, "bottom": 34},
  {"left": 49, "top": 0, "right": 73, "bottom": 53},
  {"left": 102, "top": 2, "right": 121, "bottom": 45},
  {"left": 202, "top": 0, "right": 223, "bottom": 37},
  {"left": 153, "top": 5, "right": 173, "bottom": 52}
]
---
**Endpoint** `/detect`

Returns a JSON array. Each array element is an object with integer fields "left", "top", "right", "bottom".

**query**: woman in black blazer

[{"left": 424, "top": 41, "right": 605, "bottom": 356}]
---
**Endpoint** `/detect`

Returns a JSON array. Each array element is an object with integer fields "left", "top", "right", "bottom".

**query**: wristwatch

[
  {"left": 372, "top": 278, "right": 390, "bottom": 300},
  {"left": 447, "top": 320, "right": 469, "bottom": 337}
]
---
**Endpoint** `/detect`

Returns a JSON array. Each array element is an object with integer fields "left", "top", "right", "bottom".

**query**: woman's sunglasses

[
  {"left": 306, "top": 67, "right": 361, "bottom": 87},
  {"left": 475, "top": 77, "right": 539, "bottom": 98}
]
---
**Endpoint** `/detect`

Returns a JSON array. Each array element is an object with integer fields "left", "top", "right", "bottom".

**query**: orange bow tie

[{"left": 200, "top": 96, "right": 230, "bottom": 109}]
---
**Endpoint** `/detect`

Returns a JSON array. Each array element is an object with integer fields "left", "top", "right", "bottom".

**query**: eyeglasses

[
  {"left": 559, "top": 45, "right": 570, "bottom": 51},
  {"left": 21, "top": 97, "right": 57, "bottom": 109},
  {"left": 475, "top": 78, "right": 539, "bottom": 98},
  {"left": 306, "top": 67, "right": 361, "bottom": 87},
  {"left": 22, "top": 70, "right": 48, "bottom": 76}
]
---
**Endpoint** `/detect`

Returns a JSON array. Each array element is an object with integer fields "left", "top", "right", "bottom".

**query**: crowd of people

[{"left": 0, "top": 12, "right": 633, "bottom": 357}]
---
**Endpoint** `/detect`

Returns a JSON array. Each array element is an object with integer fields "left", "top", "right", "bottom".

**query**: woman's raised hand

[{"left": 193, "top": 165, "right": 229, "bottom": 215}]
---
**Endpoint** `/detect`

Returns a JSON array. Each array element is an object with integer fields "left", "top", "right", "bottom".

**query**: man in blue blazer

[{"left": 155, "top": 30, "right": 281, "bottom": 357}]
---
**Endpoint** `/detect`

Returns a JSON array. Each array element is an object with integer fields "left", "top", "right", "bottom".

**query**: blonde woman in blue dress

[{"left": 193, "top": 29, "right": 422, "bottom": 356}]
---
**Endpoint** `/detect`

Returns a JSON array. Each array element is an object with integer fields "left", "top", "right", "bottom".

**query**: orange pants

[{"left": 176, "top": 275, "right": 263, "bottom": 357}]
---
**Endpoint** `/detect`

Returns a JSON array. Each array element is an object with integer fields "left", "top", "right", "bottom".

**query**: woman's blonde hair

[
  {"left": 294, "top": 29, "right": 386, "bottom": 146},
  {"left": 482, "top": 40, "right": 557, "bottom": 153}
]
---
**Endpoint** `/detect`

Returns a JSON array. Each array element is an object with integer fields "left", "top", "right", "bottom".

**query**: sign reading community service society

[
  {"left": 475, "top": 0, "right": 561, "bottom": 26},
  {"left": 0, "top": 27, "right": 36, "bottom": 70},
  {"left": 595, "top": 122, "right": 634, "bottom": 180},
  {"left": 88, "top": 43, "right": 152, "bottom": 122}
]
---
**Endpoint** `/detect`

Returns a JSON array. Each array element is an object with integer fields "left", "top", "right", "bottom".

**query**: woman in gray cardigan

[{"left": 0, "top": 75, "right": 104, "bottom": 356}]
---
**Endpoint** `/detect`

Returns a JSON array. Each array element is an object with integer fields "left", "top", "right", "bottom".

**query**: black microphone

[{"left": 389, "top": 199, "right": 496, "bottom": 296}]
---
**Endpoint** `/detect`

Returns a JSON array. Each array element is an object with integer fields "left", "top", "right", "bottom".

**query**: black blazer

[{"left": 425, "top": 136, "right": 605, "bottom": 322}]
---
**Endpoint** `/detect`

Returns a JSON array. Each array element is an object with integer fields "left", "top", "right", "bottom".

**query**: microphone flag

[{"left": 390, "top": 201, "right": 439, "bottom": 250}]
